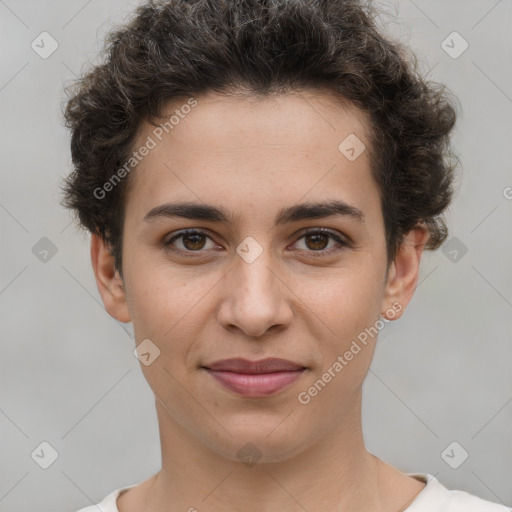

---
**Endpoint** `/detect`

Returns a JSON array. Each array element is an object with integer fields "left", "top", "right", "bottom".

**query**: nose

[{"left": 217, "top": 246, "right": 293, "bottom": 338}]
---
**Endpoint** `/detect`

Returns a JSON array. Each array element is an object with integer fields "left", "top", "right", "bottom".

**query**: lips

[
  {"left": 205, "top": 357, "right": 305, "bottom": 373},
  {"left": 202, "top": 358, "right": 306, "bottom": 397}
]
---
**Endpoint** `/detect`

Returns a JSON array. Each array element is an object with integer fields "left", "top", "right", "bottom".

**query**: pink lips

[{"left": 203, "top": 358, "right": 306, "bottom": 397}]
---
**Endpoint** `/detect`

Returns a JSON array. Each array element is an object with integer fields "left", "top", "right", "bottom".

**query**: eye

[
  {"left": 292, "top": 228, "right": 349, "bottom": 257},
  {"left": 164, "top": 229, "right": 217, "bottom": 255}
]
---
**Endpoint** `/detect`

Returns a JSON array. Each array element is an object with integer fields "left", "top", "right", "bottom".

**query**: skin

[{"left": 91, "top": 90, "right": 429, "bottom": 512}]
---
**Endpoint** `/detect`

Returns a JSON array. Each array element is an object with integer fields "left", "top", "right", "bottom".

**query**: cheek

[
  {"left": 124, "top": 263, "right": 218, "bottom": 363},
  {"left": 297, "top": 271, "right": 384, "bottom": 414},
  {"left": 122, "top": 259, "right": 182, "bottom": 340},
  {"left": 298, "top": 261, "right": 384, "bottom": 330},
  {"left": 133, "top": 286, "right": 195, "bottom": 342},
  {"left": 124, "top": 247, "right": 187, "bottom": 308}
]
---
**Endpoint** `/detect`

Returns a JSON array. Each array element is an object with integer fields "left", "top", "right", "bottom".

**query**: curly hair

[{"left": 61, "top": 0, "right": 459, "bottom": 276}]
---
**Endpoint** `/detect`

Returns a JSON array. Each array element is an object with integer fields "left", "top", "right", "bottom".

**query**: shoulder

[
  {"left": 73, "top": 484, "right": 137, "bottom": 512},
  {"left": 443, "top": 488, "right": 511, "bottom": 512},
  {"left": 406, "top": 473, "right": 511, "bottom": 512}
]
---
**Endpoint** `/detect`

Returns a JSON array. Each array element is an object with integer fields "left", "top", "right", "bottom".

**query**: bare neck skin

[{"left": 117, "top": 391, "right": 425, "bottom": 512}]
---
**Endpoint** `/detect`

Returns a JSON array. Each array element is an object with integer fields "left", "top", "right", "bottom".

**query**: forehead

[
  {"left": 125, "top": 90, "right": 380, "bottom": 225},
  {"left": 147, "top": 90, "right": 371, "bottom": 154}
]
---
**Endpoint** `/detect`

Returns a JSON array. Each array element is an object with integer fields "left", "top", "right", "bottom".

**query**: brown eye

[
  {"left": 165, "top": 229, "right": 216, "bottom": 253},
  {"left": 303, "top": 232, "right": 330, "bottom": 251},
  {"left": 181, "top": 232, "right": 207, "bottom": 250},
  {"left": 293, "top": 228, "right": 349, "bottom": 257}
]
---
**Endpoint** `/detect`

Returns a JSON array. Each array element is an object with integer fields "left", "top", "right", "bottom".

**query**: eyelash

[{"left": 163, "top": 228, "right": 349, "bottom": 258}]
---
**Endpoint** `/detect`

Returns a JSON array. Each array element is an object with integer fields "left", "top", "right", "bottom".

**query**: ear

[
  {"left": 90, "top": 233, "right": 131, "bottom": 323},
  {"left": 381, "top": 226, "right": 429, "bottom": 321}
]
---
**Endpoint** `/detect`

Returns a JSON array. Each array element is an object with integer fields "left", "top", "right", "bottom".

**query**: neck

[{"left": 142, "top": 391, "right": 389, "bottom": 512}]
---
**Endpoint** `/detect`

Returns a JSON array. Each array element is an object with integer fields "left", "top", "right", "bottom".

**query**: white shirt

[{"left": 75, "top": 473, "right": 511, "bottom": 512}]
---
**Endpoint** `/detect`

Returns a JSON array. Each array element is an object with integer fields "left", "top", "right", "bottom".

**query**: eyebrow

[{"left": 143, "top": 199, "right": 364, "bottom": 226}]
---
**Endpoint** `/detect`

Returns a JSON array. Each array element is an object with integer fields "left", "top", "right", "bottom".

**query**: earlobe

[
  {"left": 90, "top": 233, "right": 132, "bottom": 323},
  {"left": 381, "top": 227, "right": 429, "bottom": 320}
]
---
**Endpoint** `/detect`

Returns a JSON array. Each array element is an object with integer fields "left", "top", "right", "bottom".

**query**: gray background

[{"left": 0, "top": 0, "right": 511, "bottom": 510}]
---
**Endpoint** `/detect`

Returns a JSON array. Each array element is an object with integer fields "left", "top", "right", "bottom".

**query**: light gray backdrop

[{"left": 1, "top": 0, "right": 511, "bottom": 510}]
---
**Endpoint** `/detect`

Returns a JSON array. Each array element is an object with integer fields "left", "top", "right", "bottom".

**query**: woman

[{"left": 62, "top": 0, "right": 510, "bottom": 510}]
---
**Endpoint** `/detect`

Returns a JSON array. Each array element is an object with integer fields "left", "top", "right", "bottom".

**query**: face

[{"left": 92, "top": 90, "right": 426, "bottom": 463}]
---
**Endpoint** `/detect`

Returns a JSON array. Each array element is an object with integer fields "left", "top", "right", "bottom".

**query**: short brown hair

[{"left": 61, "top": 0, "right": 459, "bottom": 275}]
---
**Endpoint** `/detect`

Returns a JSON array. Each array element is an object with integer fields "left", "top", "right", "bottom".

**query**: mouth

[{"left": 201, "top": 357, "right": 307, "bottom": 397}]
